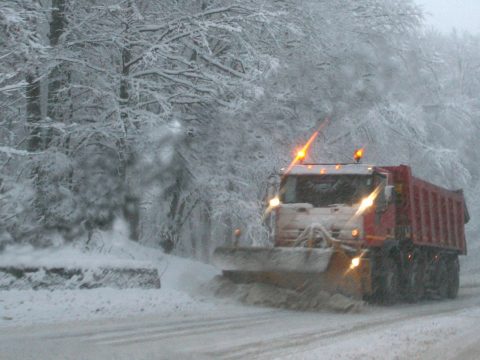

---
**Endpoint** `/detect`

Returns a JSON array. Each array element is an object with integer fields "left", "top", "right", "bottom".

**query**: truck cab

[{"left": 273, "top": 163, "right": 395, "bottom": 249}]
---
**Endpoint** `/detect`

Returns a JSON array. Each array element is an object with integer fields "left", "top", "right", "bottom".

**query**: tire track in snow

[
  {"left": 48, "top": 310, "right": 295, "bottom": 347},
  {"left": 42, "top": 287, "right": 480, "bottom": 359},
  {"left": 206, "top": 297, "right": 480, "bottom": 359},
  {"left": 44, "top": 310, "right": 279, "bottom": 341},
  {"left": 92, "top": 316, "right": 277, "bottom": 346}
]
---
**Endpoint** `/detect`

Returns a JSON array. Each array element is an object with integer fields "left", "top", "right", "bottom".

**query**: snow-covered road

[{"left": 2, "top": 285, "right": 480, "bottom": 360}]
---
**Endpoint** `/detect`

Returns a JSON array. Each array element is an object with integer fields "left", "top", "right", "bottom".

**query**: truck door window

[
  {"left": 374, "top": 173, "right": 388, "bottom": 212},
  {"left": 283, "top": 176, "right": 297, "bottom": 203}
]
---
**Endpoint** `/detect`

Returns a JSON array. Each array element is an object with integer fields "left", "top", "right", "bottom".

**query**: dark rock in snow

[{"left": 0, "top": 266, "right": 161, "bottom": 290}]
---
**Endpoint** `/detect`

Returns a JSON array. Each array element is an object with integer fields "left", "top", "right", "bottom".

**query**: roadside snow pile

[
  {"left": 0, "top": 243, "right": 154, "bottom": 269},
  {"left": 0, "top": 219, "right": 217, "bottom": 291},
  {"left": 0, "top": 254, "right": 220, "bottom": 326},
  {"left": 0, "top": 266, "right": 160, "bottom": 290},
  {"left": 0, "top": 225, "right": 221, "bottom": 326},
  {"left": 0, "top": 244, "right": 161, "bottom": 290},
  {"left": 0, "top": 245, "right": 162, "bottom": 290},
  {"left": 203, "top": 276, "right": 364, "bottom": 313}
]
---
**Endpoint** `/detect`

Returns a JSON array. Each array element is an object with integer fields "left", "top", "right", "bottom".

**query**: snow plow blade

[
  {"left": 213, "top": 247, "right": 333, "bottom": 273},
  {"left": 213, "top": 247, "right": 371, "bottom": 299}
]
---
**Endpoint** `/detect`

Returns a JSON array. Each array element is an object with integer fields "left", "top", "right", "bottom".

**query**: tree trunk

[
  {"left": 161, "top": 175, "right": 182, "bottom": 252},
  {"left": 201, "top": 201, "right": 212, "bottom": 262},
  {"left": 123, "top": 194, "right": 140, "bottom": 241},
  {"left": 26, "top": 72, "right": 42, "bottom": 152},
  {"left": 119, "top": 8, "right": 140, "bottom": 241},
  {"left": 49, "top": 0, "right": 66, "bottom": 46},
  {"left": 26, "top": 71, "right": 44, "bottom": 244},
  {"left": 222, "top": 177, "right": 235, "bottom": 246},
  {"left": 47, "top": 0, "right": 67, "bottom": 140}
]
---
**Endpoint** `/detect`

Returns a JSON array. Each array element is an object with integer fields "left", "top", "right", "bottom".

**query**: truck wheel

[
  {"left": 405, "top": 254, "right": 425, "bottom": 303},
  {"left": 436, "top": 259, "right": 449, "bottom": 299},
  {"left": 381, "top": 257, "right": 400, "bottom": 305},
  {"left": 446, "top": 256, "right": 459, "bottom": 299}
]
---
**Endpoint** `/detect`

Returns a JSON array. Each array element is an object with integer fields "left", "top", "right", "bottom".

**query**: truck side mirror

[
  {"left": 266, "top": 173, "right": 279, "bottom": 200},
  {"left": 384, "top": 185, "right": 394, "bottom": 203}
]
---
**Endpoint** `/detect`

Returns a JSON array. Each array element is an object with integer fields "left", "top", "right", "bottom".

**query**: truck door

[{"left": 365, "top": 173, "right": 396, "bottom": 246}]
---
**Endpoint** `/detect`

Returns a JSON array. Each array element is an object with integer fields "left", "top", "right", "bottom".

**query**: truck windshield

[{"left": 281, "top": 175, "right": 373, "bottom": 207}]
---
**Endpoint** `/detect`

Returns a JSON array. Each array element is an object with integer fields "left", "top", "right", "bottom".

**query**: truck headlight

[
  {"left": 350, "top": 257, "right": 361, "bottom": 269},
  {"left": 360, "top": 197, "right": 374, "bottom": 209},
  {"left": 269, "top": 197, "right": 280, "bottom": 208}
]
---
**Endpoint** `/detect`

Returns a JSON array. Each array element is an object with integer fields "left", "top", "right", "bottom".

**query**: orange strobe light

[
  {"left": 297, "top": 149, "right": 306, "bottom": 161},
  {"left": 354, "top": 148, "right": 364, "bottom": 163},
  {"left": 284, "top": 118, "right": 330, "bottom": 175}
]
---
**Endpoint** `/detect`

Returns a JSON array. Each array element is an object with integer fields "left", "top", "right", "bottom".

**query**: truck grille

[{"left": 331, "top": 229, "right": 340, "bottom": 238}]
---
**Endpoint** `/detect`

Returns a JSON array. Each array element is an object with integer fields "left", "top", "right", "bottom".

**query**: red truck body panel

[{"left": 383, "top": 165, "right": 468, "bottom": 255}]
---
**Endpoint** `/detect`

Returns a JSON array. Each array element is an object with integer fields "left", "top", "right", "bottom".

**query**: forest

[{"left": 2, "top": 0, "right": 480, "bottom": 260}]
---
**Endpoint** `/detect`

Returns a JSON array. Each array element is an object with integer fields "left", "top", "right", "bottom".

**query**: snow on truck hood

[{"left": 277, "top": 204, "right": 363, "bottom": 243}]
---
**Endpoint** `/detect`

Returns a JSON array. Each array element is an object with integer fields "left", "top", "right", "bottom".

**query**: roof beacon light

[
  {"left": 296, "top": 150, "right": 306, "bottom": 161},
  {"left": 354, "top": 148, "right": 364, "bottom": 163}
]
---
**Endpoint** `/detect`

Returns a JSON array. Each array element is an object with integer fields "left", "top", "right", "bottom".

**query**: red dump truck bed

[{"left": 384, "top": 165, "right": 469, "bottom": 254}]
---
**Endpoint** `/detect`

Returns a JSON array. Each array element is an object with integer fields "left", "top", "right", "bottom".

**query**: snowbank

[
  {"left": 0, "top": 244, "right": 155, "bottom": 270},
  {"left": 0, "top": 266, "right": 161, "bottom": 290},
  {"left": 0, "top": 251, "right": 220, "bottom": 327},
  {"left": 0, "top": 219, "right": 220, "bottom": 291},
  {"left": 0, "top": 220, "right": 222, "bottom": 326},
  {"left": 0, "top": 242, "right": 163, "bottom": 290},
  {"left": 0, "top": 249, "right": 221, "bottom": 327}
]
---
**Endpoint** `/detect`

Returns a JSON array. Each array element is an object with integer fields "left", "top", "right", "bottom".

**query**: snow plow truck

[{"left": 213, "top": 155, "right": 469, "bottom": 304}]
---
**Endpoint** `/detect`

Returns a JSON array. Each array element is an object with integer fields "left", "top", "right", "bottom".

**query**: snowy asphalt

[{"left": 2, "top": 285, "right": 480, "bottom": 360}]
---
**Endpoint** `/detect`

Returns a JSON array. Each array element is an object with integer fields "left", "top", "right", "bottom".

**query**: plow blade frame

[
  {"left": 213, "top": 247, "right": 334, "bottom": 273},
  {"left": 213, "top": 246, "right": 372, "bottom": 299}
]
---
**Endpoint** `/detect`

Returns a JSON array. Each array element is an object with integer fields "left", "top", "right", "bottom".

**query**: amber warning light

[
  {"left": 283, "top": 117, "right": 330, "bottom": 175},
  {"left": 354, "top": 148, "right": 364, "bottom": 163},
  {"left": 296, "top": 150, "right": 306, "bottom": 161}
]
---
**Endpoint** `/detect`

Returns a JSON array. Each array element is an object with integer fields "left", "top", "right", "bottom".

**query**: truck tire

[
  {"left": 446, "top": 256, "right": 459, "bottom": 299},
  {"left": 405, "top": 254, "right": 425, "bottom": 303},
  {"left": 436, "top": 258, "right": 449, "bottom": 299},
  {"left": 380, "top": 257, "right": 400, "bottom": 305}
]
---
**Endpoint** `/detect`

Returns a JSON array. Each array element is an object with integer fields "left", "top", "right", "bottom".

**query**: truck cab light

[{"left": 351, "top": 229, "right": 360, "bottom": 237}]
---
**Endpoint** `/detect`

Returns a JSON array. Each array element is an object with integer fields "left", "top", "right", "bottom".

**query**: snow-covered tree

[
  {"left": 2, "top": 0, "right": 480, "bottom": 260},
  {"left": 0, "top": 1, "right": 47, "bottom": 246},
  {"left": 1, "top": 0, "right": 287, "bottom": 246}
]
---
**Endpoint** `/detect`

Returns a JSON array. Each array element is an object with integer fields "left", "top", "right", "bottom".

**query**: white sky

[{"left": 416, "top": 0, "right": 480, "bottom": 34}]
